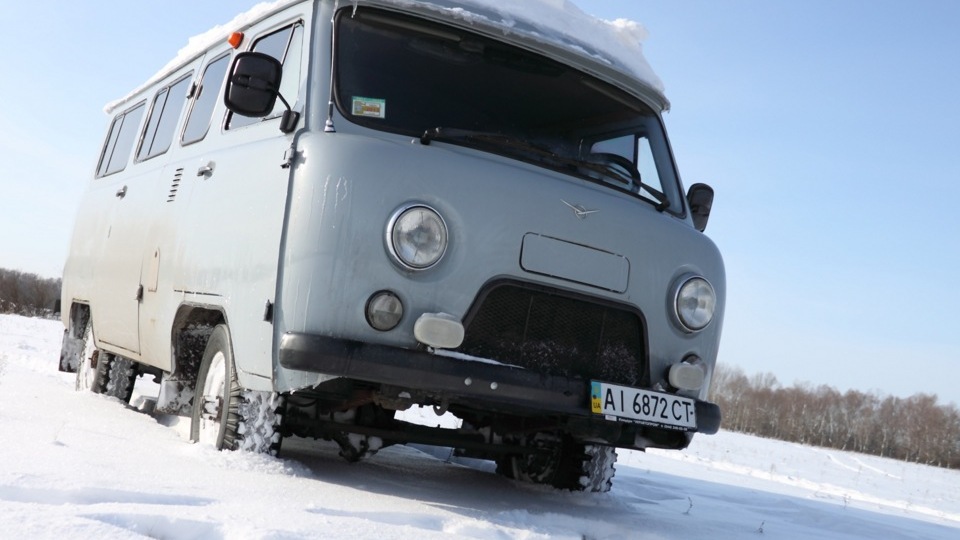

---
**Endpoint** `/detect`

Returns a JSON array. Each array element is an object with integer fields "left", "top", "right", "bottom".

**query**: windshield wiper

[
  {"left": 420, "top": 127, "right": 550, "bottom": 155},
  {"left": 421, "top": 127, "right": 584, "bottom": 171},
  {"left": 421, "top": 126, "right": 575, "bottom": 166},
  {"left": 580, "top": 157, "right": 670, "bottom": 212}
]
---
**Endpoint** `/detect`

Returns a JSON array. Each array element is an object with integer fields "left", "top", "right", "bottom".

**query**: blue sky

[{"left": 1, "top": 1, "right": 958, "bottom": 406}]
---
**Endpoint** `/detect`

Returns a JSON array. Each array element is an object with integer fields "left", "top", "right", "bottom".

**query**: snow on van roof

[
  {"left": 385, "top": 0, "right": 665, "bottom": 94},
  {"left": 104, "top": 0, "right": 301, "bottom": 113},
  {"left": 105, "top": 0, "right": 664, "bottom": 114}
]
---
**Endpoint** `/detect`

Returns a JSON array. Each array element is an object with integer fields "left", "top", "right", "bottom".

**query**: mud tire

[
  {"left": 75, "top": 323, "right": 107, "bottom": 393},
  {"left": 103, "top": 355, "right": 138, "bottom": 402},
  {"left": 496, "top": 434, "right": 617, "bottom": 493},
  {"left": 190, "top": 325, "right": 284, "bottom": 455}
]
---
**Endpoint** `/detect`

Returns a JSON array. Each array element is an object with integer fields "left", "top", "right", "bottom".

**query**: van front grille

[{"left": 454, "top": 283, "right": 646, "bottom": 386}]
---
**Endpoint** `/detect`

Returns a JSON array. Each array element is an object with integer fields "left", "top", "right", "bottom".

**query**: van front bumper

[{"left": 278, "top": 332, "right": 721, "bottom": 435}]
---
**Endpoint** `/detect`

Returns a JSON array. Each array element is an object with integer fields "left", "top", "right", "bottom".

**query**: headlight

[
  {"left": 673, "top": 275, "right": 716, "bottom": 332},
  {"left": 387, "top": 204, "right": 448, "bottom": 270}
]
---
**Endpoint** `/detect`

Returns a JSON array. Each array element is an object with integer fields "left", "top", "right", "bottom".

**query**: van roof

[
  {"left": 388, "top": 0, "right": 667, "bottom": 107},
  {"left": 105, "top": 0, "right": 667, "bottom": 114}
]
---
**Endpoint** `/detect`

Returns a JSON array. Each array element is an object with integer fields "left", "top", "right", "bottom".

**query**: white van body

[{"left": 60, "top": 0, "right": 724, "bottom": 492}]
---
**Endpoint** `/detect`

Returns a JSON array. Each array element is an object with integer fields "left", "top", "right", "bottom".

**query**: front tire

[
  {"left": 496, "top": 433, "right": 617, "bottom": 492},
  {"left": 190, "top": 325, "right": 284, "bottom": 455}
]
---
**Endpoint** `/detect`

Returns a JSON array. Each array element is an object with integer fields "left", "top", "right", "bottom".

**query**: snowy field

[{"left": 1, "top": 313, "right": 958, "bottom": 539}]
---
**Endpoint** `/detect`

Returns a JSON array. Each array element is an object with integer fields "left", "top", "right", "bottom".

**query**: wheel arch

[
  {"left": 153, "top": 304, "right": 226, "bottom": 415},
  {"left": 169, "top": 304, "right": 226, "bottom": 378}
]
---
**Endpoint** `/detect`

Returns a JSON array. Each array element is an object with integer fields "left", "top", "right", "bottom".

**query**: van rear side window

[
  {"left": 182, "top": 54, "right": 230, "bottom": 144},
  {"left": 138, "top": 74, "right": 193, "bottom": 161},
  {"left": 96, "top": 102, "right": 145, "bottom": 178}
]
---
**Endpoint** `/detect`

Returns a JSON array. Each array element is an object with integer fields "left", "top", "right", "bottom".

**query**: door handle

[
  {"left": 197, "top": 162, "right": 215, "bottom": 178},
  {"left": 115, "top": 185, "right": 127, "bottom": 198}
]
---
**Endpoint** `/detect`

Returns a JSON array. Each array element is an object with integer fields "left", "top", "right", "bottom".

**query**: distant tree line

[
  {"left": 711, "top": 364, "right": 960, "bottom": 469},
  {"left": 0, "top": 268, "right": 61, "bottom": 318}
]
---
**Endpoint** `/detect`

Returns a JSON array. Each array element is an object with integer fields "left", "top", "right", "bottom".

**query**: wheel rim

[
  {"left": 197, "top": 351, "right": 227, "bottom": 447},
  {"left": 76, "top": 325, "right": 99, "bottom": 392},
  {"left": 512, "top": 433, "right": 561, "bottom": 483}
]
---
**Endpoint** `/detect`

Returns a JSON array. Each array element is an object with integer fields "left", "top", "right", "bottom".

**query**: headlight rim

[
  {"left": 672, "top": 274, "right": 716, "bottom": 333},
  {"left": 385, "top": 203, "right": 449, "bottom": 271}
]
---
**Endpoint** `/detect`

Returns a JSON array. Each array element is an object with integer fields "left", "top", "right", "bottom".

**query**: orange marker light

[{"left": 228, "top": 32, "right": 244, "bottom": 49}]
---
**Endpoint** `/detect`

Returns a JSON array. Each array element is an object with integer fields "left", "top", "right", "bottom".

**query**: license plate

[{"left": 590, "top": 381, "right": 697, "bottom": 431}]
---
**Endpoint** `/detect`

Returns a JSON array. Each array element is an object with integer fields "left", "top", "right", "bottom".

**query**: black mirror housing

[
  {"left": 687, "top": 183, "right": 714, "bottom": 232},
  {"left": 224, "top": 52, "right": 283, "bottom": 117}
]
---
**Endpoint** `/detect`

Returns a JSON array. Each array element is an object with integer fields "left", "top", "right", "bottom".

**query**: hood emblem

[{"left": 561, "top": 199, "right": 598, "bottom": 220}]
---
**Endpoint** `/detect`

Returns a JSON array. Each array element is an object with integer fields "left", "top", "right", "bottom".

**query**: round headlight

[
  {"left": 388, "top": 205, "right": 448, "bottom": 270},
  {"left": 674, "top": 276, "right": 716, "bottom": 332}
]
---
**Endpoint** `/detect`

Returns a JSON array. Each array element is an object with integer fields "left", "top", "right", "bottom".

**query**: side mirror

[
  {"left": 224, "top": 52, "right": 283, "bottom": 117},
  {"left": 687, "top": 183, "right": 714, "bottom": 232}
]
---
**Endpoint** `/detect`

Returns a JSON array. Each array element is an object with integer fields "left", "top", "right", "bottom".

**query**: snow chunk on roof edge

[
  {"left": 385, "top": 0, "right": 664, "bottom": 94},
  {"left": 104, "top": 0, "right": 664, "bottom": 114}
]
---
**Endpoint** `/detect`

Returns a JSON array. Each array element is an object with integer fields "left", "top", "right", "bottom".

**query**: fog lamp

[{"left": 366, "top": 291, "right": 403, "bottom": 331}]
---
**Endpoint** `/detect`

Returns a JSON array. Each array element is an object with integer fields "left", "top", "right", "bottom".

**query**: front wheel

[
  {"left": 496, "top": 433, "right": 617, "bottom": 492},
  {"left": 190, "top": 324, "right": 284, "bottom": 455}
]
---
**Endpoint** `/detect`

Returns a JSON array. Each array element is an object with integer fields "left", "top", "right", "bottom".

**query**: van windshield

[{"left": 334, "top": 8, "right": 682, "bottom": 212}]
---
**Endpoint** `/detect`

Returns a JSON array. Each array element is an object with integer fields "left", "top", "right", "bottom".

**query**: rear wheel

[
  {"left": 103, "top": 355, "right": 138, "bottom": 402},
  {"left": 190, "top": 325, "right": 284, "bottom": 455},
  {"left": 74, "top": 322, "right": 139, "bottom": 402},
  {"left": 75, "top": 323, "right": 104, "bottom": 392}
]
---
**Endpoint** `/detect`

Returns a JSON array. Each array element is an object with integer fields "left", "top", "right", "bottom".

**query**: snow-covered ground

[{"left": 1, "top": 313, "right": 958, "bottom": 539}]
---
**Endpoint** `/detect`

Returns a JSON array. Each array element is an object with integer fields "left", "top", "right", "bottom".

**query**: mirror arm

[{"left": 275, "top": 92, "right": 300, "bottom": 134}]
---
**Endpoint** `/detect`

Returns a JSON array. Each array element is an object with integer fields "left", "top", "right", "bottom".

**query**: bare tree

[
  {"left": 711, "top": 363, "right": 960, "bottom": 470},
  {"left": 0, "top": 268, "right": 61, "bottom": 318}
]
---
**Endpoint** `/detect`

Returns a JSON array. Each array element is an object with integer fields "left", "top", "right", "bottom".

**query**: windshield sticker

[{"left": 352, "top": 97, "right": 386, "bottom": 119}]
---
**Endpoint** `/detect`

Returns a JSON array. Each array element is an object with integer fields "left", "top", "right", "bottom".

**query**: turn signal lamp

[
  {"left": 669, "top": 358, "right": 706, "bottom": 391},
  {"left": 366, "top": 291, "right": 404, "bottom": 331},
  {"left": 414, "top": 313, "right": 465, "bottom": 349},
  {"left": 228, "top": 32, "right": 244, "bottom": 49}
]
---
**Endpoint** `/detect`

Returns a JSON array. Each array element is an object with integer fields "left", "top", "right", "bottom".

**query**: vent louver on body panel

[{"left": 166, "top": 168, "right": 184, "bottom": 202}]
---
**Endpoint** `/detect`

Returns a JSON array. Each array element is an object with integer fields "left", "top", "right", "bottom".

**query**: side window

[
  {"left": 591, "top": 135, "right": 635, "bottom": 162},
  {"left": 96, "top": 103, "right": 146, "bottom": 178},
  {"left": 590, "top": 133, "right": 669, "bottom": 200},
  {"left": 636, "top": 136, "right": 659, "bottom": 192},
  {"left": 228, "top": 23, "right": 304, "bottom": 130},
  {"left": 137, "top": 73, "right": 193, "bottom": 161},
  {"left": 182, "top": 54, "right": 231, "bottom": 144}
]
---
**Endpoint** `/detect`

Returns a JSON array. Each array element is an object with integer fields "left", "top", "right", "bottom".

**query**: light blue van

[{"left": 60, "top": 0, "right": 724, "bottom": 492}]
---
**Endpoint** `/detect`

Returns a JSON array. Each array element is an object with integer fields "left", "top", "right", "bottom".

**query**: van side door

[{"left": 89, "top": 100, "right": 149, "bottom": 355}]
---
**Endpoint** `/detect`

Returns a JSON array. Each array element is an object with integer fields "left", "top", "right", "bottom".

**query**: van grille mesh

[{"left": 454, "top": 284, "right": 646, "bottom": 386}]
